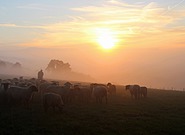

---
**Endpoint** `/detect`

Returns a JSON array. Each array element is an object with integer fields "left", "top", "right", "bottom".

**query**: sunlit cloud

[
  {"left": 16, "top": 0, "right": 185, "bottom": 48},
  {"left": 0, "top": 23, "right": 45, "bottom": 29},
  {"left": 167, "top": 0, "right": 185, "bottom": 11},
  {"left": 1, "top": 1, "right": 185, "bottom": 88},
  {"left": 0, "top": 23, "right": 17, "bottom": 27}
]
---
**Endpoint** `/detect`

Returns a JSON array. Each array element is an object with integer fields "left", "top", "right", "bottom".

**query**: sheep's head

[
  {"left": 107, "top": 83, "right": 112, "bottom": 87},
  {"left": 29, "top": 85, "right": 38, "bottom": 92},
  {"left": 125, "top": 85, "right": 130, "bottom": 90},
  {"left": 64, "top": 82, "right": 72, "bottom": 89}
]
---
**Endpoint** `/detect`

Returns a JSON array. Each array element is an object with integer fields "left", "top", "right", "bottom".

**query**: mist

[{"left": 1, "top": 46, "right": 185, "bottom": 90}]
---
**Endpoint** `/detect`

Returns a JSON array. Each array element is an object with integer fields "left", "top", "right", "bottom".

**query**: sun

[{"left": 95, "top": 28, "right": 118, "bottom": 49}]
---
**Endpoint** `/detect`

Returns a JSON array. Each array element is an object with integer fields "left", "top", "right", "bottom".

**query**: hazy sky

[{"left": 0, "top": 0, "right": 185, "bottom": 89}]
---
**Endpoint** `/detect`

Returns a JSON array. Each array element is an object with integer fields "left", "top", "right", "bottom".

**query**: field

[{"left": 1, "top": 81, "right": 185, "bottom": 135}]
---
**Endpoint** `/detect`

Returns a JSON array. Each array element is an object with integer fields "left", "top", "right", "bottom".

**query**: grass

[{"left": 1, "top": 85, "right": 185, "bottom": 135}]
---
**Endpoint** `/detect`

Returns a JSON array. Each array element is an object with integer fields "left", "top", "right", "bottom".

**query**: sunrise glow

[
  {"left": 0, "top": 0, "right": 185, "bottom": 89},
  {"left": 95, "top": 28, "right": 118, "bottom": 49}
]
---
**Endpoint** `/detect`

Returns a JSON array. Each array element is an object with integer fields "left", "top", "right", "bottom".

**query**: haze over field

[{"left": 0, "top": 0, "right": 185, "bottom": 89}]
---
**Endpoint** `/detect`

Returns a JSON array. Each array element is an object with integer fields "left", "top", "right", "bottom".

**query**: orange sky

[{"left": 0, "top": 0, "right": 185, "bottom": 89}]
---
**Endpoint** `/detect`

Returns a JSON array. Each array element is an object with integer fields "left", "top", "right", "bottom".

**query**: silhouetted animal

[
  {"left": 107, "top": 83, "right": 116, "bottom": 95},
  {"left": 91, "top": 83, "right": 108, "bottom": 104},
  {"left": 43, "top": 83, "right": 74, "bottom": 103},
  {"left": 6, "top": 85, "right": 38, "bottom": 107},
  {"left": 64, "top": 82, "right": 72, "bottom": 89},
  {"left": 140, "top": 86, "right": 147, "bottom": 98},
  {"left": 78, "top": 86, "right": 92, "bottom": 103},
  {"left": 43, "top": 93, "right": 64, "bottom": 113},
  {"left": 125, "top": 85, "right": 140, "bottom": 99},
  {"left": 1, "top": 82, "right": 10, "bottom": 91}
]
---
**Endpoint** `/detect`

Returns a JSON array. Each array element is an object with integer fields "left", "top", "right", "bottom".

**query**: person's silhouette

[{"left": 38, "top": 69, "right": 44, "bottom": 80}]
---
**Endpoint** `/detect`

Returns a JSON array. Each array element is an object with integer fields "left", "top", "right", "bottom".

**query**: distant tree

[
  {"left": 46, "top": 59, "right": 71, "bottom": 73},
  {"left": 0, "top": 60, "right": 6, "bottom": 68},
  {"left": 12, "top": 62, "right": 22, "bottom": 68}
]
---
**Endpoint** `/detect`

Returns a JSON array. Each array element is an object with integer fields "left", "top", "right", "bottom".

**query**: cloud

[
  {"left": 15, "top": 0, "right": 185, "bottom": 48},
  {"left": 0, "top": 23, "right": 46, "bottom": 29},
  {"left": 16, "top": 3, "right": 51, "bottom": 11},
  {"left": 0, "top": 23, "right": 17, "bottom": 27},
  {"left": 167, "top": 0, "right": 185, "bottom": 11}
]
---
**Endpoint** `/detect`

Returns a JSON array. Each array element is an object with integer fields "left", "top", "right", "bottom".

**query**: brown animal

[
  {"left": 91, "top": 83, "right": 108, "bottom": 104},
  {"left": 43, "top": 85, "right": 70, "bottom": 103},
  {"left": 6, "top": 85, "right": 38, "bottom": 107},
  {"left": 140, "top": 86, "right": 147, "bottom": 98},
  {"left": 125, "top": 85, "right": 140, "bottom": 99},
  {"left": 1, "top": 82, "right": 10, "bottom": 92},
  {"left": 43, "top": 93, "right": 64, "bottom": 112},
  {"left": 107, "top": 83, "right": 116, "bottom": 95}
]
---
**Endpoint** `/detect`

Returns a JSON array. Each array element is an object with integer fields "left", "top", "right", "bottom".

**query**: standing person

[{"left": 38, "top": 69, "right": 44, "bottom": 80}]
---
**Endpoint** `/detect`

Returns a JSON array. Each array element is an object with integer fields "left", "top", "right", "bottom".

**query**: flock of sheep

[
  {"left": 0, "top": 77, "right": 147, "bottom": 113},
  {"left": 125, "top": 85, "right": 148, "bottom": 99}
]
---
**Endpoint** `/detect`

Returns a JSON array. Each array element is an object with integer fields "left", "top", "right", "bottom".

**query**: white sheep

[
  {"left": 91, "top": 83, "right": 108, "bottom": 104},
  {"left": 43, "top": 93, "right": 64, "bottom": 113},
  {"left": 6, "top": 85, "right": 38, "bottom": 107},
  {"left": 43, "top": 85, "right": 70, "bottom": 103}
]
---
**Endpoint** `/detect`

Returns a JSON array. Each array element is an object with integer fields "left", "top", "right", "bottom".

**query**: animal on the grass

[
  {"left": 43, "top": 93, "right": 64, "bottom": 113},
  {"left": 140, "top": 86, "right": 147, "bottom": 98},
  {"left": 107, "top": 83, "right": 116, "bottom": 95},
  {"left": 91, "top": 83, "right": 108, "bottom": 104},
  {"left": 6, "top": 85, "right": 38, "bottom": 107},
  {"left": 125, "top": 85, "right": 140, "bottom": 99}
]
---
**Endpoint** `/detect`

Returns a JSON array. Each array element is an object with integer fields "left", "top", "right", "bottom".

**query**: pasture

[{"left": 1, "top": 80, "right": 185, "bottom": 135}]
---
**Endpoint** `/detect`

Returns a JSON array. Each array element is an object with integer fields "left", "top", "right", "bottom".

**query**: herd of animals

[{"left": 0, "top": 77, "right": 147, "bottom": 113}]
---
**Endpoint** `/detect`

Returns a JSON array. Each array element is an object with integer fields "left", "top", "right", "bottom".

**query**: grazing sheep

[
  {"left": 62, "top": 84, "right": 93, "bottom": 103},
  {"left": 51, "top": 81, "right": 60, "bottom": 86},
  {"left": 1, "top": 82, "right": 10, "bottom": 92},
  {"left": 39, "top": 81, "right": 58, "bottom": 94},
  {"left": 66, "top": 85, "right": 80, "bottom": 103},
  {"left": 43, "top": 93, "right": 64, "bottom": 113},
  {"left": 43, "top": 85, "right": 69, "bottom": 103},
  {"left": 0, "top": 86, "right": 3, "bottom": 93},
  {"left": 0, "top": 80, "right": 10, "bottom": 104},
  {"left": 140, "top": 86, "right": 147, "bottom": 98},
  {"left": 91, "top": 83, "right": 108, "bottom": 104},
  {"left": 78, "top": 86, "right": 92, "bottom": 103},
  {"left": 125, "top": 85, "right": 140, "bottom": 99},
  {"left": 107, "top": 83, "right": 116, "bottom": 95},
  {"left": 6, "top": 85, "right": 38, "bottom": 107},
  {"left": 39, "top": 81, "right": 49, "bottom": 91},
  {"left": 0, "top": 85, "right": 6, "bottom": 104},
  {"left": 63, "top": 82, "right": 72, "bottom": 89}
]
